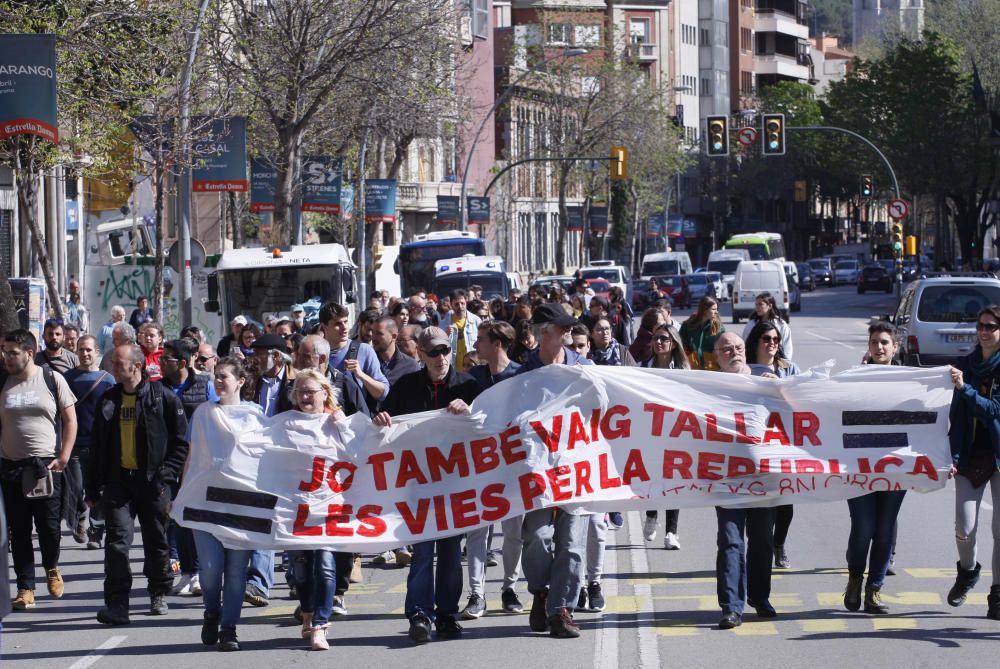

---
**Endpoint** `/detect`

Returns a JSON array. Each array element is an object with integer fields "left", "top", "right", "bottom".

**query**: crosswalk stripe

[
  {"left": 629, "top": 575, "right": 785, "bottom": 587},
  {"left": 800, "top": 619, "right": 849, "bottom": 632},
  {"left": 905, "top": 567, "right": 994, "bottom": 579},
  {"left": 603, "top": 595, "right": 644, "bottom": 614},
  {"left": 653, "top": 594, "right": 719, "bottom": 611},
  {"left": 872, "top": 616, "right": 919, "bottom": 630},
  {"left": 733, "top": 621, "right": 779, "bottom": 635},
  {"left": 652, "top": 620, "right": 700, "bottom": 636}
]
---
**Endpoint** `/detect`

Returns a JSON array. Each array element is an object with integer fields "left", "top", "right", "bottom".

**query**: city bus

[
  {"left": 395, "top": 230, "right": 486, "bottom": 296},
  {"left": 723, "top": 232, "right": 786, "bottom": 262}
]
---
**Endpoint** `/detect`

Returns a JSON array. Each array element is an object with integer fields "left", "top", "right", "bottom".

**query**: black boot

[
  {"left": 529, "top": 591, "right": 549, "bottom": 632},
  {"left": 987, "top": 585, "right": 1000, "bottom": 621},
  {"left": 864, "top": 583, "right": 889, "bottom": 615},
  {"left": 844, "top": 575, "right": 863, "bottom": 612},
  {"left": 201, "top": 611, "right": 220, "bottom": 645},
  {"left": 218, "top": 625, "right": 240, "bottom": 651},
  {"left": 947, "top": 561, "right": 981, "bottom": 607}
]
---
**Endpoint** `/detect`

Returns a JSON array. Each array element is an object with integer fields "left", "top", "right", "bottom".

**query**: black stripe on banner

[
  {"left": 842, "top": 411, "right": 937, "bottom": 426},
  {"left": 184, "top": 507, "right": 273, "bottom": 534},
  {"left": 842, "top": 433, "right": 909, "bottom": 449},
  {"left": 206, "top": 487, "right": 278, "bottom": 509}
]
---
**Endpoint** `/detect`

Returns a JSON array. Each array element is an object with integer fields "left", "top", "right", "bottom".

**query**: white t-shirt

[{"left": 0, "top": 367, "right": 76, "bottom": 460}]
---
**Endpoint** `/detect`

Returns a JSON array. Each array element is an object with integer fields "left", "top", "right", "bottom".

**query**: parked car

[
  {"left": 892, "top": 276, "right": 1000, "bottom": 366},
  {"left": 784, "top": 265, "right": 802, "bottom": 312},
  {"left": 834, "top": 259, "right": 860, "bottom": 285},
  {"left": 686, "top": 272, "right": 725, "bottom": 302},
  {"left": 807, "top": 258, "right": 833, "bottom": 286},
  {"left": 579, "top": 261, "right": 628, "bottom": 298},
  {"left": 531, "top": 275, "right": 574, "bottom": 293},
  {"left": 654, "top": 274, "right": 691, "bottom": 309},
  {"left": 585, "top": 278, "right": 611, "bottom": 299},
  {"left": 795, "top": 262, "right": 816, "bottom": 291},
  {"left": 858, "top": 265, "right": 893, "bottom": 293}
]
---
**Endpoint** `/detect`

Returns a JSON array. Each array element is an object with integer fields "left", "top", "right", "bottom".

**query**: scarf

[
  {"left": 590, "top": 343, "right": 621, "bottom": 366},
  {"left": 970, "top": 346, "right": 1000, "bottom": 384}
]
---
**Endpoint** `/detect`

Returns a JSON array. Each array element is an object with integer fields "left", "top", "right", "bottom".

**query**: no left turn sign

[
  {"left": 888, "top": 199, "right": 910, "bottom": 220},
  {"left": 737, "top": 127, "right": 758, "bottom": 146}
]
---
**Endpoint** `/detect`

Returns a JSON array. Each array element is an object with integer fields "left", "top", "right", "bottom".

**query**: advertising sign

[
  {"left": 467, "top": 196, "right": 490, "bottom": 222},
  {"left": 302, "top": 156, "right": 343, "bottom": 214},
  {"left": 667, "top": 215, "right": 683, "bottom": 238},
  {"left": 589, "top": 205, "right": 609, "bottom": 233},
  {"left": 365, "top": 179, "right": 397, "bottom": 224},
  {"left": 250, "top": 158, "right": 277, "bottom": 213},
  {"left": 0, "top": 34, "right": 58, "bottom": 143},
  {"left": 566, "top": 206, "right": 583, "bottom": 231},
  {"left": 647, "top": 213, "right": 665, "bottom": 237},
  {"left": 437, "top": 195, "right": 460, "bottom": 225},
  {"left": 192, "top": 117, "right": 248, "bottom": 192}
]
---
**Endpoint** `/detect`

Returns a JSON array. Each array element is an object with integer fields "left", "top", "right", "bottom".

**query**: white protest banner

[{"left": 171, "top": 364, "right": 953, "bottom": 551}]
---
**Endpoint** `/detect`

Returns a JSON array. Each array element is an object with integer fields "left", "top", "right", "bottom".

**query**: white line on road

[
  {"left": 67, "top": 635, "right": 127, "bottom": 669},
  {"left": 984, "top": 500, "right": 994, "bottom": 512},
  {"left": 594, "top": 521, "right": 619, "bottom": 669},
  {"left": 807, "top": 330, "right": 857, "bottom": 351},
  {"left": 626, "top": 512, "right": 660, "bottom": 669}
]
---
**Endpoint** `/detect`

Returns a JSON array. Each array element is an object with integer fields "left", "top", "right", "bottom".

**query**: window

[
  {"left": 682, "top": 24, "right": 697, "bottom": 45},
  {"left": 470, "top": 0, "right": 489, "bottom": 39},
  {"left": 741, "top": 70, "right": 754, "bottom": 95},
  {"left": 699, "top": 27, "right": 710, "bottom": 46},
  {"left": 700, "top": 74, "right": 712, "bottom": 97},
  {"left": 575, "top": 24, "right": 600, "bottom": 47},
  {"left": 630, "top": 17, "right": 650, "bottom": 43},
  {"left": 547, "top": 22, "right": 571, "bottom": 45},
  {"left": 741, "top": 27, "right": 752, "bottom": 52}
]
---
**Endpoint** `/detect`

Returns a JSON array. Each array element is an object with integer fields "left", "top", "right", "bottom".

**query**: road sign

[
  {"left": 736, "top": 127, "right": 758, "bottom": 147},
  {"left": 888, "top": 199, "right": 910, "bottom": 220}
]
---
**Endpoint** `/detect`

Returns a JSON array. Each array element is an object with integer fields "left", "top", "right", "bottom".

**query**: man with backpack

[{"left": 0, "top": 329, "right": 78, "bottom": 610}]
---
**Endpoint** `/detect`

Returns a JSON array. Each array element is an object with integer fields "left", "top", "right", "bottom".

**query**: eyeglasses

[
  {"left": 653, "top": 335, "right": 673, "bottom": 344},
  {"left": 160, "top": 356, "right": 181, "bottom": 363},
  {"left": 196, "top": 355, "right": 215, "bottom": 364},
  {"left": 760, "top": 335, "right": 781, "bottom": 344},
  {"left": 977, "top": 322, "right": 1000, "bottom": 332},
  {"left": 296, "top": 387, "right": 326, "bottom": 397},
  {"left": 425, "top": 347, "right": 451, "bottom": 358},
  {"left": 593, "top": 327, "right": 612, "bottom": 333},
  {"left": 1, "top": 350, "right": 26, "bottom": 358},
  {"left": 715, "top": 345, "right": 745, "bottom": 355}
]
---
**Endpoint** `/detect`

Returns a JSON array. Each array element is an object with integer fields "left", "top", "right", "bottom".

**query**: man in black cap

[
  {"left": 372, "top": 326, "right": 481, "bottom": 644},
  {"left": 513, "top": 303, "right": 593, "bottom": 638},
  {"left": 250, "top": 334, "right": 297, "bottom": 418}
]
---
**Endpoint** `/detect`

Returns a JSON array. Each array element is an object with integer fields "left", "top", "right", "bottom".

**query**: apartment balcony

[
  {"left": 627, "top": 42, "right": 658, "bottom": 63},
  {"left": 754, "top": 52, "right": 810, "bottom": 81},
  {"left": 754, "top": 10, "right": 808, "bottom": 39},
  {"left": 396, "top": 181, "right": 464, "bottom": 213}
]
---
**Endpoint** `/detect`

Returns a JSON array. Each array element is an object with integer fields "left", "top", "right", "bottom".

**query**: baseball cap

[
  {"left": 290, "top": 304, "right": 305, "bottom": 313},
  {"left": 532, "top": 302, "right": 577, "bottom": 328},
  {"left": 231, "top": 315, "right": 248, "bottom": 327},
  {"left": 249, "top": 333, "right": 288, "bottom": 352},
  {"left": 418, "top": 326, "right": 450, "bottom": 353}
]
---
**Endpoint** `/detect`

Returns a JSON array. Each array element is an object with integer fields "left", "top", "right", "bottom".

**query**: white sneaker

[
  {"left": 373, "top": 550, "right": 396, "bottom": 565},
  {"left": 331, "top": 595, "right": 347, "bottom": 616},
  {"left": 172, "top": 573, "right": 193, "bottom": 596},
  {"left": 663, "top": 532, "right": 681, "bottom": 550},
  {"left": 189, "top": 573, "right": 202, "bottom": 596},
  {"left": 642, "top": 516, "right": 658, "bottom": 542}
]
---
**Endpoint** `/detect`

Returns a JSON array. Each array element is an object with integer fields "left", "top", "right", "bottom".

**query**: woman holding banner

[
  {"left": 640, "top": 324, "right": 689, "bottom": 550},
  {"left": 287, "top": 369, "right": 344, "bottom": 650},
  {"left": 680, "top": 296, "right": 724, "bottom": 371},
  {"left": 947, "top": 306, "right": 1000, "bottom": 621},
  {"left": 187, "top": 357, "right": 257, "bottom": 652},
  {"left": 746, "top": 321, "right": 801, "bottom": 570},
  {"left": 841, "top": 321, "right": 906, "bottom": 615}
]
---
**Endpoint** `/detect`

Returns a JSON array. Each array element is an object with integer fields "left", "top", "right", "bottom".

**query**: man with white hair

[
  {"left": 100, "top": 322, "right": 136, "bottom": 372},
  {"left": 99, "top": 306, "right": 127, "bottom": 355}
]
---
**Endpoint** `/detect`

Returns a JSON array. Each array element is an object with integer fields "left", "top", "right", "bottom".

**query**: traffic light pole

[{"left": 482, "top": 156, "right": 612, "bottom": 197}]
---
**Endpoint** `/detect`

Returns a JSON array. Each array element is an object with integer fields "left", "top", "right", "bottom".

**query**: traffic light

[
  {"left": 905, "top": 235, "right": 918, "bottom": 257},
  {"left": 762, "top": 113, "right": 785, "bottom": 156},
  {"left": 609, "top": 146, "right": 629, "bottom": 181},
  {"left": 706, "top": 116, "right": 729, "bottom": 157},
  {"left": 861, "top": 174, "right": 874, "bottom": 198},
  {"left": 890, "top": 223, "right": 904, "bottom": 259},
  {"left": 372, "top": 243, "right": 384, "bottom": 271}
]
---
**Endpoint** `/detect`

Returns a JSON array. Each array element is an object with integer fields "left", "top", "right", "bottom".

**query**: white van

[
  {"left": 706, "top": 249, "right": 750, "bottom": 299},
  {"left": 640, "top": 251, "right": 693, "bottom": 279},
  {"left": 731, "top": 260, "right": 789, "bottom": 323},
  {"left": 432, "top": 255, "right": 509, "bottom": 298},
  {"left": 578, "top": 260, "right": 627, "bottom": 297}
]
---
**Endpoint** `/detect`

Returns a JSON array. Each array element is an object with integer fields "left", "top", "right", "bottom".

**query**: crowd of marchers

[{"left": 2, "top": 276, "right": 1000, "bottom": 652}]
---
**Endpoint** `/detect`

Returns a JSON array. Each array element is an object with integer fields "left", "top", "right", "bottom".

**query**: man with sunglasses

[
  {"left": 512, "top": 304, "right": 594, "bottom": 639},
  {"left": 193, "top": 344, "right": 218, "bottom": 376},
  {"left": 711, "top": 332, "right": 775, "bottom": 630},
  {"left": 372, "top": 327, "right": 481, "bottom": 644}
]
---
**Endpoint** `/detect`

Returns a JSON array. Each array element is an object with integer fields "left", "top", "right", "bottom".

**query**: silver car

[
  {"left": 834, "top": 259, "right": 860, "bottom": 285},
  {"left": 893, "top": 276, "right": 1000, "bottom": 366},
  {"left": 687, "top": 271, "right": 726, "bottom": 302}
]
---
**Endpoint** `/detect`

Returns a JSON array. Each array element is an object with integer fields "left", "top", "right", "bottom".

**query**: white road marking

[
  {"left": 67, "top": 635, "right": 127, "bottom": 669},
  {"left": 806, "top": 330, "right": 857, "bottom": 351},
  {"left": 626, "top": 512, "right": 660, "bottom": 669},
  {"left": 984, "top": 500, "right": 994, "bottom": 512},
  {"left": 594, "top": 520, "right": 619, "bottom": 669}
]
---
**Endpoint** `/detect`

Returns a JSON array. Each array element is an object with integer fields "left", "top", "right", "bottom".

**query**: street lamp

[{"left": 459, "top": 47, "right": 588, "bottom": 231}]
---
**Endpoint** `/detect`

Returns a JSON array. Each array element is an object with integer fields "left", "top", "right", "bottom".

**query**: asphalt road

[{"left": 4, "top": 285, "right": 998, "bottom": 668}]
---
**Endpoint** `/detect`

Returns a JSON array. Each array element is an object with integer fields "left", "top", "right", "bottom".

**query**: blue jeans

[
  {"left": 847, "top": 490, "right": 906, "bottom": 588},
  {"left": 192, "top": 530, "right": 252, "bottom": 627},
  {"left": 521, "top": 509, "right": 587, "bottom": 615},
  {"left": 247, "top": 550, "right": 274, "bottom": 594},
  {"left": 404, "top": 535, "right": 463, "bottom": 621},
  {"left": 716, "top": 506, "right": 775, "bottom": 615},
  {"left": 290, "top": 550, "right": 336, "bottom": 628}
]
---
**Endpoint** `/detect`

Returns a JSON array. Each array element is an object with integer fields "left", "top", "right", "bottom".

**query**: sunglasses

[
  {"left": 425, "top": 347, "right": 451, "bottom": 358},
  {"left": 653, "top": 335, "right": 673, "bottom": 343},
  {"left": 976, "top": 321, "right": 1000, "bottom": 332},
  {"left": 196, "top": 355, "right": 215, "bottom": 364},
  {"left": 760, "top": 335, "right": 781, "bottom": 344}
]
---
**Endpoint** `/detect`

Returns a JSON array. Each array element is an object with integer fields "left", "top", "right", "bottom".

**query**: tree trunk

[
  {"left": 152, "top": 165, "right": 166, "bottom": 323},
  {"left": 229, "top": 191, "right": 243, "bottom": 249},
  {"left": 14, "top": 140, "right": 63, "bottom": 320},
  {"left": 556, "top": 166, "right": 571, "bottom": 275},
  {"left": 271, "top": 123, "right": 302, "bottom": 247},
  {"left": 0, "top": 269, "right": 20, "bottom": 337}
]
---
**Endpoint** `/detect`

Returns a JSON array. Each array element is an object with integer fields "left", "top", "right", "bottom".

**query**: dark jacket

[
  {"left": 86, "top": 379, "right": 189, "bottom": 500},
  {"left": 949, "top": 349, "right": 1000, "bottom": 469},
  {"left": 469, "top": 360, "right": 521, "bottom": 390},
  {"left": 327, "top": 366, "right": 371, "bottom": 418},
  {"left": 380, "top": 349, "right": 422, "bottom": 387},
  {"left": 381, "top": 367, "right": 481, "bottom": 417},
  {"left": 0, "top": 483, "right": 10, "bottom": 619},
  {"left": 253, "top": 365, "right": 297, "bottom": 416}
]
